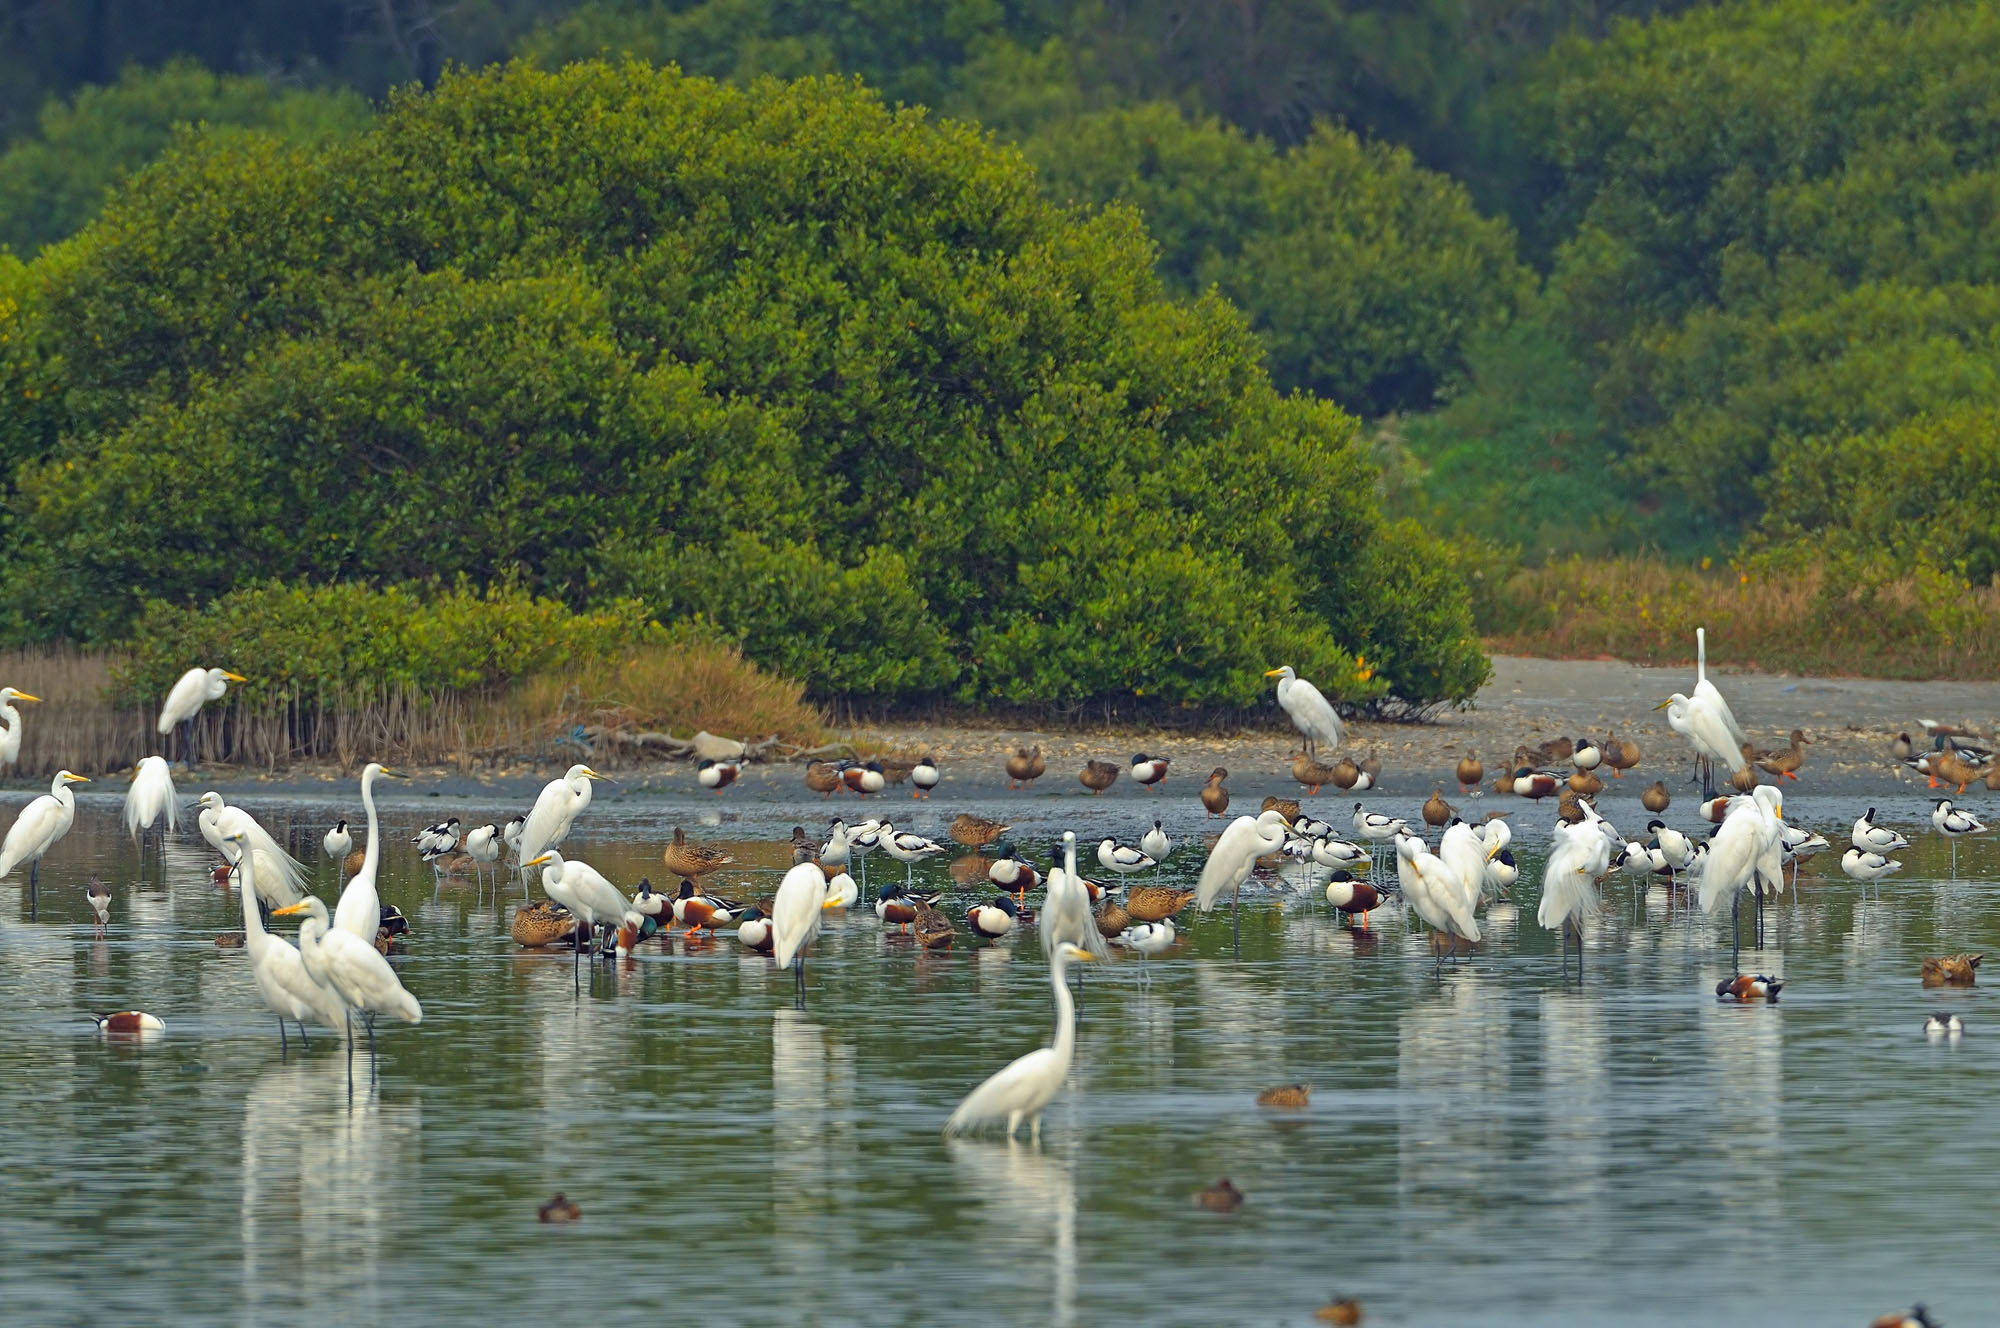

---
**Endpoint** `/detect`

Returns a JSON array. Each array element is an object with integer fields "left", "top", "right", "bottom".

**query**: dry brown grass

[
  {"left": 1482, "top": 555, "right": 2000, "bottom": 678},
  {"left": 0, "top": 638, "right": 825, "bottom": 776}
]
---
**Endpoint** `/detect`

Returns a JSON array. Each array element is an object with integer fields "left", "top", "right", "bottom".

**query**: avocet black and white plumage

[
  {"left": 1841, "top": 847, "right": 1902, "bottom": 889},
  {"left": 697, "top": 758, "right": 740, "bottom": 794},
  {"left": 911, "top": 756, "right": 940, "bottom": 799},
  {"left": 86, "top": 876, "right": 111, "bottom": 938},
  {"left": 323, "top": 819, "right": 352, "bottom": 873},
  {"left": 414, "top": 818, "right": 460, "bottom": 859},
  {"left": 1119, "top": 918, "right": 1176, "bottom": 985},
  {"left": 1933, "top": 799, "right": 1987, "bottom": 875},
  {"left": 968, "top": 896, "right": 1019, "bottom": 939},
  {"left": 1778, "top": 824, "right": 1830, "bottom": 876},
  {"left": 463, "top": 823, "right": 501, "bottom": 887},
  {"left": 1853, "top": 808, "right": 1909, "bottom": 853},
  {"left": 1130, "top": 753, "right": 1171, "bottom": 792},
  {"left": 1140, "top": 819, "right": 1171, "bottom": 861},
  {"left": 1292, "top": 813, "right": 1336, "bottom": 842},
  {"left": 1646, "top": 819, "right": 1693, "bottom": 875},
  {"left": 878, "top": 822, "right": 946, "bottom": 885},
  {"left": 1352, "top": 803, "right": 1407, "bottom": 842},
  {"left": 1096, "top": 838, "right": 1156, "bottom": 875}
]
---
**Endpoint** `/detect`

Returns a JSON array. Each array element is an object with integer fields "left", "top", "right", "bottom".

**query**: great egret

[
  {"left": 1395, "top": 831, "right": 1480, "bottom": 965},
  {"left": 527, "top": 850, "right": 629, "bottom": 977},
  {"left": 1437, "top": 820, "right": 1491, "bottom": 923},
  {"left": 1692, "top": 627, "right": 1750, "bottom": 749},
  {"left": 0, "top": 686, "right": 40, "bottom": 767},
  {"left": 124, "top": 755, "right": 177, "bottom": 860},
  {"left": 1197, "top": 809, "right": 1290, "bottom": 952},
  {"left": 1656, "top": 693, "right": 1745, "bottom": 797},
  {"left": 158, "top": 666, "right": 244, "bottom": 768},
  {"left": 1538, "top": 821, "right": 1605, "bottom": 980},
  {"left": 517, "top": 764, "right": 605, "bottom": 871},
  {"left": 772, "top": 861, "right": 829, "bottom": 1008},
  {"left": 0, "top": 769, "right": 88, "bottom": 913},
  {"left": 226, "top": 833, "right": 344, "bottom": 1054},
  {"left": 1932, "top": 799, "right": 1986, "bottom": 876},
  {"left": 1045, "top": 832, "right": 1111, "bottom": 960},
  {"left": 943, "top": 941, "right": 1097, "bottom": 1140},
  {"left": 333, "top": 762, "right": 402, "bottom": 944},
  {"left": 1264, "top": 665, "right": 1344, "bottom": 757},
  {"left": 1096, "top": 838, "right": 1156, "bottom": 875},
  {"left": 1698, "top": 786, "right": 1784, "bottom": 971},
  {"left": 274, "top": 895, "right": 422, "bottom": 1076},
  {"left": 196, "top": 791, "right": 307, "bottom": 911}
]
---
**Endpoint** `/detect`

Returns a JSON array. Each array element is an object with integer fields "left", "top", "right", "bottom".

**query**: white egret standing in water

[
  {"left": 275, "top": 895, "right": 422, "bottom": 1080},
  {"left": 1044, "top": 832, "right": 1110, "bottom": 960},
  {"left": 333, "top": 763, "right": 402, "bottom": 944},
  {"left": 0, "top": 769, "right": 87, "bottom": 915},
  {"left": 227, "top": 832, "right": 344, "bottom": 1055},
  {"left": 1264, "top": 665, "right": 1344, "bottom": 757},
  {"left": 1699, "top": 786, "right": 1784, "bottom": 972},
  {"left": 124, "top": 755, "right": 177, "bottom": 862},
  {"left": 772, "top": 861, "right": 829, "bottom": 1009},
  {"left": 1538, "top": 821, "right": 1605, "bottom": 981},
  {"left": 516, "top": 764, "right": 605, "bottom": 884},
  {"left": 158, "top": 666, "right": 244, "bottom": 768},
  {"left": 1196, "top": 809, "right": 1290, "bottom": 953},
  {"left": 943, "top": 942, "right": 1097, "bottom": 1141},
  {"left": 197, "top": 791, "right": 306, "bottom": 911}
]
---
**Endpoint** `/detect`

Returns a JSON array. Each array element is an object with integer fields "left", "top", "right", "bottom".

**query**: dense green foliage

[
  {"left": 0, "top": 61, "right": 371, "bottom": 256},
  {"left": 1524, "top": 0, "right": 2000, "bottom": 543},
  {"left": 1026, "top": 106, "right": 1530, "bottom": 415},
  {"left": 115, "top": 581, "right": 658, "bottom": 706},
  {"left": 4, "top": 62, "right": 1482, "bottom": 708}
]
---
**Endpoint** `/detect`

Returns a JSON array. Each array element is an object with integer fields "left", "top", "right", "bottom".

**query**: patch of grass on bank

[
  {"left": 1482, "top": 554, "right": 2000, "bottom": 680},
  {"left": 505, "top": 637, "right": 828, "bottom": 750}
]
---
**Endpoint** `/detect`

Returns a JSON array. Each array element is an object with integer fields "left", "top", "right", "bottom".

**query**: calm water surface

[{"left": 0, "top": 783, "right": 1993, "bottom": 1325}]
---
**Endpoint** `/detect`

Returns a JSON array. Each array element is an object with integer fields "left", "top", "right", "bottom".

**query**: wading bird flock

[{"left": 0, "top": 638, "right": 1989, "bottom": 1132}]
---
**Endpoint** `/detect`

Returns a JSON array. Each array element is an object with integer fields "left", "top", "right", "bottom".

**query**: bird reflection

[
  {"left": 239, "top": 1056, "right": 421, "bottom": 1318},
  {"left": 1538, "top": 990, "right": 1610, "bottom": 1260},
  {"left": 948, "top": 1138, "right": 1077, "bottom": 1328},
  {"left": 772, "top": 1009, "right": 855, "bottom": 1278}
]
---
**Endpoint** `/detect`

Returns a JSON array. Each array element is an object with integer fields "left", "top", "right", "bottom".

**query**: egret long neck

[
  {"left": 359, "top": 767, "right": 382, "bottom": 881},
  {"left": 1048, "top": 950, "right": 1078, "bottom": 1066},
  {"left": 1697, "top": 627, "right": 1707, "bottom": 687},
  {"left": 237, "top": 852, "right": 268, "bottom": 946}
]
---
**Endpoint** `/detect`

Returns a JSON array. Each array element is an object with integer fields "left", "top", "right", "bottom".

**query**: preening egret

[
  {"left": 1538, "top": 821, "right": 1606, "bottom": 980},
  {"left": 333, "top": 763, "right": 402, "bottom": 944},
  {"left": 824, "top": 871, "right": 858, "bottom": 910},
  {"left": 1656, "top": 693, "right": 1745, "bottom": 796},
  {"left": 0, "top": 769, "right": 87, "bottom": 913},
  {"left": 0, "top": 686, "right": 40, "bottom": 767},
  {"left": 226, "top": 833, "right": 345, "bottom": 1054},
  {"left": 1395, "top": 832, "right": 1480, "bottom": 965},
  {"left": 274, "top": 895, "right": 422, "bottom": 1077},
  {"left": 1196, "top": 809, "right": 1290, "bottom": 952},
  {"left": 1437, "top": 820, "right": 1491, "bottom": 923},
  {"left": 196, "top": 791, "right": 307, "bottom": 911},
  {"left": 1264, "top": 665, "right": 1344, "bottom": 757},
  {"left": 1698, "top": 786, "right": 1784, "bottom": 972},
  {"left": 527, "top": 850, "right": 629, "bottom": 978},
  {"left": 517, "top": 764, "right": 605, "bottom": 870},
  {"left": 943, "top": 941, "right": 1097, "bottom": 1140},
  {"left": 124, "top": 755, "right": 177, "bottom": 858},
  {"left": 1045, "top": 833, "right": 1111, "bottom": 960},
  {"left": 157, "top": 666, "right": 244, "bottom": 768},
  {"left": 772, "top": 861, "right": 829, "bottom": 1008}
]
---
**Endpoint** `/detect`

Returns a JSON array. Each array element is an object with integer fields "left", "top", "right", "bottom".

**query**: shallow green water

[{"left": 0, "top": 786, "right": 1992, "bottom": 1325}]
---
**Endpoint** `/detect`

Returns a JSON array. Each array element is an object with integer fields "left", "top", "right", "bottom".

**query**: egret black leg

[
  {"left": 28, "top": 858, "right": 36, "bottom": 919},
  {"left": 1731, "top": 891, "right": 1741, "bottom": 975},
  {"left": 279, "top": 1017, "right": 289, "bottom": 1057}
]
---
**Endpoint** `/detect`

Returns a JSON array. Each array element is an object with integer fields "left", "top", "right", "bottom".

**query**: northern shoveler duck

[
  {"left": 967, "top": 896, "right": 1018, "bottom": 939},
  {"left": 1699, "top": 795, "right": 1733, "bottom": 823},
  {"left": 1094, "top": 899, "right": 1129, "bottom": 938},
  {"left": 662, "top": 826, "right": 734, "bottom": 879},
  {"left": 1891, "top": 732, "right": 1916, "bottom": 763},
  {"left": 805, "top": 762, "right": 842, "bottom": 796},
  {"left": 911, "top": 756, "right": 939, "bottom": 799},
  {"left": 1314, "top": 1296, "right": 1363, "bottom": 1326},
  {"left": 1262, "top": 795, "right": 1302, "bottom": 825},
  {"left": 842, "top": 761, "right": 887, "bottom": 796},
  {"left": 875, "top": 883, "right": 921, "bottom": 933},
  {"left": 1096, "top": 838, "right": 1155, "bottom": 874},
  {"left": 375, "top": 904, "right": 410, "bottom": 955},
  {"left": 538, "top": 1193, "right": 581, "bottom": 1224},
  {"left": 1924, "top": 1013, "right": 1965, "bottom": 1037},
  {"left": 1571, "top": 737, "right": 1601, "bottom": 772},
  {"left": 1641, "top": 780, "right": 1671, "bottom": 812},
  {"left": 1921, "top": 954, "right": 1982, "bottom": 987},
  {"left": 92, "top": 1011, "right": 164, "bottom": 1035},
  {"left": 1200, "top": 767, "right": 1230, "bottom": 818},
  {"left": 1254, "top": 1083, "right": 1310, "bottom": 1109},
  {"left": 1323, "top": 871, "right": 1386, "bottom": 926},
  {"left": 1509, "top": 767, "right": 1559, "bottom": 800},
  {"left": 632, "top": 878, "right": 671, "bottom": 928},
  {"left": 1715, "top": 974, "right": 1782, "bottom": 1002},
  {"left": 913, "top": 894, "right": 956, "bottom": 950},
  {"left": 1870, "top": 1306, "right": 1941, "bottom": 1328},
  {"left": 1292, "top": 752, "right": 1340, "bottom": 795},
  {"left": 1130, "top": 753, "right": 1170, "bottom": 791},
  {"left": 1079, "top": 760, "right": 1120, "bottom": 795},
  {"left": 875, "top": 756, "right": 920, "bottom": 786},
  {"left": 1422, "top": 788, "right": 1452, "bottom": 829},
  {"left": 1535, "top": 736, "right": 1575, "bottom": 765},
  {"left": 697, "top": 758, "right": 740, "bottom": 793},
  {"left": 1568, "top": 768, "right": 1604, "bottom": 798},
  {"left": 986, "top": 843, "right": 1041, "bottom": 906},
  {"left": 950, "top": 813, "right": 1011, "bottom": 848},
  {"left": 736, "top": 908, "right": 775, "bottom": 954},
  {"left": 1329, "top": 757, "right": 1361, "bottom": 790},
  {"left": 512, "top": 898, "right": 577, "bottom": 948},
  {"left": 1123, "top": 885, "right": 1195, "bottom": 923},
  {"left": 1005, "top": 745, "right": 1045, "bottom": 789},
  {"left": 1194, "top": 1178, "right": 1244, "bottom": 1212},
  {"left": 1456, "top": 751, "right": 1484, "bottom": 795}
]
